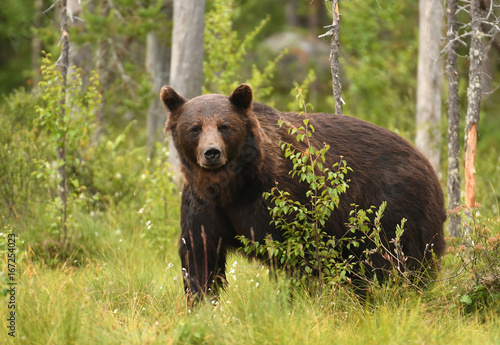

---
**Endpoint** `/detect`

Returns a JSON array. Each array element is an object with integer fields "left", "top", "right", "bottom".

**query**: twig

[
  {"left": 44, "top": 0, "right": 61, "bottom": 14},
  {"left": 428, "top": 257, "right": 476, "bottom": 282}
]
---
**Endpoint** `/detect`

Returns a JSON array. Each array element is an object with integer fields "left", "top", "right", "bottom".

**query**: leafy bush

[
  {"left": 33, "top": 54, "right": 100, "bottom": 239},
  {"left": 0, "top": 88, "right": 44, "bottom": 221},
  {"left": 447, "top": 205, "right": 500, "bottom": 313}
]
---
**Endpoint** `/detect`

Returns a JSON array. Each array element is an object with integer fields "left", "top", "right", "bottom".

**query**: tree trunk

[
  {"left": 465, "top": 0, "right": 483, "bottom": 209},
  {"left": 416, "top": 0, "right": 443, "bottom": 173},
  {"left": 285, "top": 0, "right": 299, "bottom": 28},
  {"left": 32, "top": 0, "right": 43, "bottom": 86},
  {"left": 59, "top": 0, "right": 70, "bottom": 241},
  {"left": 330, "top": 0, "right": 342, "bottom": 115},
  {"left": 446, "top": 0, "right": 461, "bottom": 237},
  {"left": 146, "top": 32, "right": 171, "bottom": 156},
  {"left": 168, "top": 0, "right": 206, "bottom": 182},
  {"left": 93, "top": 0, "right": 111, "bottom": 140},
  {"left": 146, "top": 2, "right": 172, "bottom": 157}
]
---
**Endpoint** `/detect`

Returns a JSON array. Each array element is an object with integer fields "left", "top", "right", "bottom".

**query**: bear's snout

[
  {"left": 204, "top": 147, "right": 222, "bottom": 162},
  {"left": 199, "top": 145, "right": 226, "bottom": 169},
  {"left": 197, "top": 128, "right": 227, "bottom": 169}
]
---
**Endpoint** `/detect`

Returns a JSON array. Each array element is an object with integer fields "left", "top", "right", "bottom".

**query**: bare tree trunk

[
  {"left": 416, "top": 0, "right": 443, "bottom": 173},
  {"left": 59, "top": 0, "right": 70, "bottom": 241},
  {"left": 446, "top": 0, "right": 461, "bottom": 237},
  {"left": 32, "top": 0, "right": 43, "bottom": 86},
  {"left": 93, "top": 0, "right": 111, "bottom": 140},
  {"left": 146, "top": 32, "right": 171, "bottom": 156},
  {"left": 465, "top": 0, "right": 483, "bottom": 209},
  {"left": 168, "top": 0, "right": 206, "bottom": 182},
  {"left": 285, "top": 0, "right": 299, "bottom": 28},
  {"left": 146, "top": 2, "right": 172, "bottom": 157},
  {"left": 329, "top": 0, "right": 342, "bottom": 115}
]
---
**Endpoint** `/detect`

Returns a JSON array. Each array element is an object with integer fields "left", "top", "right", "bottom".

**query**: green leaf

[{"left": 460, "top": 295, "right": 473, "bottom": 305}]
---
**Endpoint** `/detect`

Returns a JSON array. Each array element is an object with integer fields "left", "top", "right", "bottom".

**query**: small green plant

[
  {"left": 238, "top": 89, "right": 360, "bottom": 294},
  {"left": 447, "top": 204, "right": 500, "bottom": 313},
  {"left": 138, "top": 142, "right": 179, "bottom": 252},
  {"left": 33, "top": 53, "right": 101, "bottom": 247}
]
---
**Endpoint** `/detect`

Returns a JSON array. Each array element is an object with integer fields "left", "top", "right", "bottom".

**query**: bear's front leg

[{"left": 179, "top": 187, "right": 232, "bottom": 303}]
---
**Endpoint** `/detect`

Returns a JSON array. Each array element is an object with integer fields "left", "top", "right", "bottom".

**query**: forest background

[{"left": 0, "top": 0, "right": 499, "bottom": 344}]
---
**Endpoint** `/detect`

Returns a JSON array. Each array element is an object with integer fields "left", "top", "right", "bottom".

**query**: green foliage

[
  {"left": 447, "top": 206, "right": 500, "bottom": 314},
  {"left": 0, "top": 1, "right": 499, "bottom": 342},
  {"left": 203, "top": 0, "right": 284, "bottom": 100},
  {"left": 286, "top": 69, "right": 317, "bottom": 111},
  {"left": 239, "top": 89, "right": 355, "bottom": 292},
  {"left": 138, "top": 143, "right": 179, "bottom": 252},
  {"left": 0, "top": 0, "right": 37, "bottom": 93},
  {"left": 77, "top": 121, "right": 147, "bottom": 207},
  {"left": 0, "top": 89, "right": 44, "bottom": 220},
  {"left": 33, "top": 54, "right": 101, "bottom": 239},
  {"left": 340, "top": 1, "right": 418, "bottom": 133}
]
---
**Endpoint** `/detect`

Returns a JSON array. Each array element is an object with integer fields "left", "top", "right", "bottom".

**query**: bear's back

[{"left": 252, "top": 102, "right": 446, "bottom": 264}]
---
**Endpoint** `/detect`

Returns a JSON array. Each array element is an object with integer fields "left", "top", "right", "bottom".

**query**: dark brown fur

[{"left": 161, "top": 84, "right": 446, "bottom": 299}]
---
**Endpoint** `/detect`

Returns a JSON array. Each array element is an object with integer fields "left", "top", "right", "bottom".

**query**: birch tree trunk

[
  {"left": 446, "top": 0, "right": 461, "bottom": 237},
  {"left": 59, "top": 0, "right": 70, "bottom": 241},
  {"left": 330, "top": 0, "right": 343, "bottom": 115},
  {"left": 147, "top": 32, "right": 171, "bottom": 156},
  {"left": 465, "top": 0, "right": 483, "bottom": 209},
  {"left": 416, "top": 0, "right": 443, "bottom": 173},
  {"left": 168, "top": 0, "right": 206, "bottom": 181}
]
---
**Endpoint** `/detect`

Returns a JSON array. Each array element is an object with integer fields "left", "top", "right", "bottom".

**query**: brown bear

[{"left": 160, "top": 84, "right": 446, "bottom": 300}]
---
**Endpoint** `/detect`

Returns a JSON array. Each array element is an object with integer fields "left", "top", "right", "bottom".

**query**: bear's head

[{"left": 160, "top": 84, "right": 259, "bottom": 172}]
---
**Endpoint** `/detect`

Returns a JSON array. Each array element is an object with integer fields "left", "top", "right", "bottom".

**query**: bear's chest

[{"left": 224, "top": 199, "right": 282, "bottom": 243}]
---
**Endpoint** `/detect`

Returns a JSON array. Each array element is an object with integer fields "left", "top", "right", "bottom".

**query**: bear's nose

[{"left": 204, "top": 147, "right": 222, "bottom": 161}]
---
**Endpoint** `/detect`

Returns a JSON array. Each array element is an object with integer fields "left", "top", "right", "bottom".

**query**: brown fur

[{"left": 161, "top": 84, "right": 446, "bottom": 299}]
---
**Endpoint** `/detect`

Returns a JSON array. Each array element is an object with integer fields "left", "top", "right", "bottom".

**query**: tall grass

[{"left": 1, "top": 206, "right": 499, "bottom": 345}]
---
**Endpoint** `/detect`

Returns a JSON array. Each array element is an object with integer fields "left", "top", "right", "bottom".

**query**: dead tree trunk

[
  {"left": 329, "top": 0, "right": 343, "bottom": 115},
  {"left": 465, "top": 0, "right": 483, "bottom": 209},
  {"left": 446, "top": 0, "right": 461, "bottom": 237},
  {"left": 59, "top": 0, "right": 70, "bottom": 241},
  {"left": 416, "top": 0, "right": 443, "bottom": 173},
  {"left": 168, "top": 0, "right": 206, "bottom": 183}
]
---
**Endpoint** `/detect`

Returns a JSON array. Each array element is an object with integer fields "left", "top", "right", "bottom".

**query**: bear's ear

[
  {"left": 229, "top": 83, "right": 253, "bottom": 110},
  {"left": 160, "top": 86, "right": 187, "bottom": 112}
]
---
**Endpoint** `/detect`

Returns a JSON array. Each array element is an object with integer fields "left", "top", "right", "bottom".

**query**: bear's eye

[
  {"left": 190, "top": 126, "right": 201, "bottom": 134},
  {"left": 219, "top": 124, "right": 230, "bottom": 132}
]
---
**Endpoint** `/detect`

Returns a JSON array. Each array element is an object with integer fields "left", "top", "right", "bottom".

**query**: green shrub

[
  {"left": 447, "top": 205, "right": 500, "bottom": 314},
  {"left": 0, "top": 89, "right": 44, "bottom": 221},
  {"left": 33, "top": 54, "right": 100, "bottom": 240}
]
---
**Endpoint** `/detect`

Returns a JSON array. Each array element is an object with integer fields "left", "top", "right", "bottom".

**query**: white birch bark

[
  {"left": 168, "top": 0, "right": 206, "bottom": 182},
  {"left": 416, "top": 0, "right": 443, "bottom": 173}
]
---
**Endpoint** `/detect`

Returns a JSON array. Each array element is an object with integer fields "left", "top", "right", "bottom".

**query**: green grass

[{"left": 1, "top": 207, "right": 500, "bottom": 345}]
